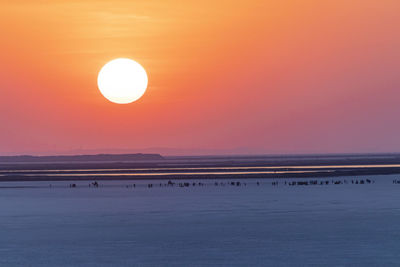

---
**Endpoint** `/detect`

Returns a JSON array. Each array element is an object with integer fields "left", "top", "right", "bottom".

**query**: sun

[{"left": 97, "top": 58, "right": 148, "bottom": 104}]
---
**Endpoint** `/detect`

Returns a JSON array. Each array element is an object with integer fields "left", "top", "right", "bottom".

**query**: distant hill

[{"left": 0, "top": 153, "right": 164, "bottom": 163}]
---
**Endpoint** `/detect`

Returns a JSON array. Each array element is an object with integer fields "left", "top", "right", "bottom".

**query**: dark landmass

[
  {"left": 2, "top": 153, "right": 400, "bottom": 182},
  {"left": 0, "top": 153, "right": 164, "bottom": 163}
]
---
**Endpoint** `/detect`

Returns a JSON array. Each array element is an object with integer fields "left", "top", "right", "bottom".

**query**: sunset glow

[{"left": 1, "top": 1, "right": 400, "bottom": 155}]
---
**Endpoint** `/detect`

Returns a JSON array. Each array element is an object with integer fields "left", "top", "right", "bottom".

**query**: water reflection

[{"left": 1, "top": 164, "right": 400, "bottom": 173}]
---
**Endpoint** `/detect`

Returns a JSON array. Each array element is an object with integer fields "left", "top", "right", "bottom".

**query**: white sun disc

[{"left": 97, "top": 58, "right": 148, "bottom": 104}]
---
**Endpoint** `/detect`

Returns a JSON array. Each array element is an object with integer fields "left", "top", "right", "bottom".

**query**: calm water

[{"left": 1, "top": 175, "right": 400, "bottom": 266}]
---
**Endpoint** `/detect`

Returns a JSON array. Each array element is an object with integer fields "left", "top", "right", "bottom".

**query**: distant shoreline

[
  {"left": 0, "top": 153, "right": 164, "bottom": 163},
  {"left": 2, "top": 153, "right": 400, "bottom": 182}
]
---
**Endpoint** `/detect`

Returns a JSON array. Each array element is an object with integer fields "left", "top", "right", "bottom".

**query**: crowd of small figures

[
  {"left": 282, "top": 178, "right": 374, "bottom": 186},
  {"left": 67, "top": 178, "right": 377, "bottom": 189}
]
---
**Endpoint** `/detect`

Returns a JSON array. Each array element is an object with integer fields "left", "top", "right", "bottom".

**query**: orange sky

[{"left": 1, "top": 0, "right": 400, "bottom": 155}]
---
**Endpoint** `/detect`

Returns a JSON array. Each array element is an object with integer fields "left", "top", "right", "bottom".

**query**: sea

[{"left": 1, "top": 174, "right": 400, "bottom": 266}]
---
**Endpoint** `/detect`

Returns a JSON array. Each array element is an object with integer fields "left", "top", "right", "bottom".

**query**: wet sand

[{"left": 2, "top": 175, "right": 400, "bottom": 266}]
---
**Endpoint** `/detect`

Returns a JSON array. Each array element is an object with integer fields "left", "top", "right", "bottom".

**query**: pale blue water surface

[{"left": 1, "top": 175, "right": 400, "bottom": 266}]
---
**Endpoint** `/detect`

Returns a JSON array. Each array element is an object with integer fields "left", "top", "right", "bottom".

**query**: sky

[{"left": 1, "top": 0, "right": 400, "bottom": 155}]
